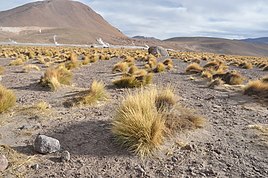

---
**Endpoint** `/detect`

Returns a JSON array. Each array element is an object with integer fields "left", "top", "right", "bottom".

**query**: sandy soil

[{"left": 0, "top": 55, "right": 267, "bottom": 177}]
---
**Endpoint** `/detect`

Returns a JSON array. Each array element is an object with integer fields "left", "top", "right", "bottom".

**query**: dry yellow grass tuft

[
  {"left": 9, "top": 58, "right": 25, "bottom": 66},
  {"left": 113, "top": 73, "right": 153, "bottom": 88},
  {"left": 244, "top": 80, "right": 268, "bottom": 98},
  {"left": 112, "top": 62, "right": 129, "bottom": 73},
  {"left": 0, "top": 85, "right": 16, "bottom": 113},
  {"left": 22, "top": 64, "right": 40, "bottom": 73},
  {"left": 185, "top": 63, "right": 203, "bottom": 74},
  {"left": 112, "top": 87, "right": 166, "bottom": 157},
  {"left": 154, "top": 63, "right": 166, "bottom": 73},
  {"left": 213, "top": 71, "right": 245, "bottom": 85},
  {"left": 78, "top": 80, "right": 109, "bottom": 106},
  {"left": 112, "top": 87, "right": 205, "bottom": 157},
  {"left": 40, "top": 66, "right": 73, "bottom": 91}
]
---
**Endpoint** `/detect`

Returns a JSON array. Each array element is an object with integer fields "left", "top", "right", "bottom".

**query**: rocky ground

[{"left": 0, "top": 55, "right": 267, "bottom": 177}]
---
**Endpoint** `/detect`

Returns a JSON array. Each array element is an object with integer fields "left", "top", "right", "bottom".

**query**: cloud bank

[{"left": 1, "top": 0, "right": 268, "bottom": 39}]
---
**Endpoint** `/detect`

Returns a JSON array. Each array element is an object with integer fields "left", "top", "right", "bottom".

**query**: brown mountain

[
  {"left": 0, "top": 0, "right": 127, "bottom": 44},
  {"left": 164, "top": 37, "right": 268, "bottom": 56}
]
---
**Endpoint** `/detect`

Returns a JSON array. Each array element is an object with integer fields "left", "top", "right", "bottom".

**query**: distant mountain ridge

[{"left": 241, "top": 37, "right": 268, "bottom": 44}]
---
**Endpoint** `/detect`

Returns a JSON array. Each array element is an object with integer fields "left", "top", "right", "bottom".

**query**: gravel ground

[{"left": 0, "top": 56, "right": 267, "bottom": 178}]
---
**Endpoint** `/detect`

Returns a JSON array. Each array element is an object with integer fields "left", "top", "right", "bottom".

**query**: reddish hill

[{"left": 0, "top": 0, "right": 127, "bottom": 44}]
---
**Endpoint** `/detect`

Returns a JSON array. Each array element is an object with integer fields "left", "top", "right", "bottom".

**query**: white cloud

[{"left": 1, "top": 0, "right": 268, "bottom": 39}]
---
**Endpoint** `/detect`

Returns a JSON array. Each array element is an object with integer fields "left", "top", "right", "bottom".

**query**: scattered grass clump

[
  {"left": 0, "top": 85, "right": 16, "bottom": 113},
  {"left": 40, "top": 66, "right": 73, "bottom": 91},
  {"left": 112, "top": 62, "right": 129, "bottom": 73},
  {"left": 185, "top": 63, "right": 203, "bottom": 74},
  {"left": 154, "top": 63, "right": 166, "bottom": 73},
  {"left": 240, "top": 62, "right": 253, "bottom": 69},
  {"left": 9, "top": 58, "right": 24, "bottom": 66},
  {"left": 113, "top": 73, "right": 153, "bottom": 88},
  {"left": 244, "top": 80, "right": 268, "bottom": 98},
  {"left": 78, "top": 80, "right": 109, "bottom": 106},
  {"left": 22, "top": 64, "right": 40, "bottom": 73},
  {"left": 112, "top": 88, "right": 166, "bottom": 157},
  {"left": 112, "top": 87, "right": 205, "bottom": 157},
  {"left": 213, "top": 71, "right": 245, "bottom": 85}
]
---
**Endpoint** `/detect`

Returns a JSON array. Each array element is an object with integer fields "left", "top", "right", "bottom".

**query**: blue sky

[{"left": 1, "top": 0, "right": 268, "bottom": 39}]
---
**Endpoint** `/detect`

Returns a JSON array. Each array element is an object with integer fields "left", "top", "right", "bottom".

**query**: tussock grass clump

[
  {"left": 261, "top": 75, "right": 268, "bottom": 83},
  {"left": 112, "top": 88, "right": 166, "bottom": 157},
  {"left": 40, "top": 66, "right": 72, "bottom": 91},
  {"left": 112, "top": 62, "right": 129, "bottom": 73},
  {"left": 0, "top": 85, "right": 16, "bottom": 113},
  {"left": 154, "top": 63, "right": 166, "bottom": 73},
  {"left": 201, "top": 70, "right": 213, "bottom": 79},
  {"left": 163, "top": 58, "right": 173, "bottom": 66},
  {"left": 22, "top": 64, "right": 40, "bottom": 73},
  {"left": 240, "top": 62, "right": 253, "bottom": 69},
  {"left": 185, "top": 63, "right": 203, "bottom": 74},
  {"left": 9, "top": 58, "right": 24, "bottom": 66},
  {"left": 263, "top": 65, "right": 268, "bottom": 71},
  {"left": 112, "top": 87, "right": 205, "bottom": 157},
  {"left": 65, "top": 53, "right": 80, "bottom": 70},
  {"left": 244, "top": 80, "right": 268, "bottom": 98},
  {"left": 213, "top": 71, "right": 245, "bottom": 85},
  {"left": 155, "top": 87, "right": 176, "bottom": 112},
  {"left": 113, "top": 73, "right": 153, "bottom": 88},
  {"left": 78, "top": 80, "right": 109, "bottom": 106},
  {"left": 128, "top": 65, "right": 139, "bottom": 75}
]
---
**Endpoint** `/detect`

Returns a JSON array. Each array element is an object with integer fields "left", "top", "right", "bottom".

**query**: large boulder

[
  {"left": 148, "top": 46, "right": 169, "bottom": 57},
  {"left": 34, "top": 135, "right": 61, "bottom": 154}
]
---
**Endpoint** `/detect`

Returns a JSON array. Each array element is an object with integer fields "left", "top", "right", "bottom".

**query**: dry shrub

[
  {"left": 128, "top": 65, "right": 139, "bottom": 75},
  {"left": 78, "top": 80, "right": 109, "bottom": 106},
  {"left": 112, "top": 87, "right": 205, "bottom": 157},
  {"left": 203, "top": 61, "right": 219, "bottom": 69},
  {"left": 201, "top": 70, "right": 213, "bottom": 79},
  {"left": 263, "top": 65, "right": 268, "bottom": 71},
  {"left": 240, "top": 62, "right": 253, "bottom": 69},
  {"left": 154, "top": 63, "right": 166, "bottom": 73},
  {"left": 244, "top": 80, "right": 268, "bottom": 98},
  {"left": 82, "top": 56, "right": 90, "bottom": 65},
  {"left": 112, "top": 62, "right": 129, "bottom": 73},
  {"left": 155, "top": 87, "right": 176, "bottom": 112},
  {"left": 9, "top": 58, "right": 24, "bottom": 66},
  {"left": 0, "top": 85, "right": 16, "bottom": 113},
  {"left": 113, "top": 73, "right": 153, "bottom": 88},
  {"left": 163, "top": 59, "right": 173, "bottom": 66},
  {"left": 261, "top": 75, "right": 268, "bottom": 83},
  {"left": 185, "top": 63, "right": 203, "bottom": 74},
  {"left": 212, "top": 71, "right": 244, "bottom": 85},
  {"left": 112, "top": 88, "right": 166, "bottom": 157},
  {"left": 65, "top": 53, "right": 80, "bottom": 70},
  {"left": 40, "top": 66, "right": 72, "bottom": 91},
  {"left": 22, "top": 64, "right": 40, "bottom": 73}
]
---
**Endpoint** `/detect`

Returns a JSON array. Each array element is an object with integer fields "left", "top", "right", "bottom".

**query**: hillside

[
  {"left": 0, "top": 0, "right": 127, "bottom": 44},
  {"left": 164, "top": 37, "right": 268, "bottom": 56}
]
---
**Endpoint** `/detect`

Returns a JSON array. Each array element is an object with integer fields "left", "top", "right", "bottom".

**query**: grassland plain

[{"left": 0, "top": 46, "right": 267, "bottom": 177}]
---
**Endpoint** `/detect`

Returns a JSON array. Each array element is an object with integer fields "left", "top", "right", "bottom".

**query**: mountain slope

[
  {"left": 241, "top": 37, "right": 268, "bottom": 44},
  {"left": 164, "top": 37, "right": 268, "bottom": 56},
  {"left": 0, "top": 0, "right": 126, "bottom": 44}
]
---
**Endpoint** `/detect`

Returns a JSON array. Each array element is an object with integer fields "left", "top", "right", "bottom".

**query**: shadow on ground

[{"left": 44, "top": 120, "right": 130, "bottom": 157}]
